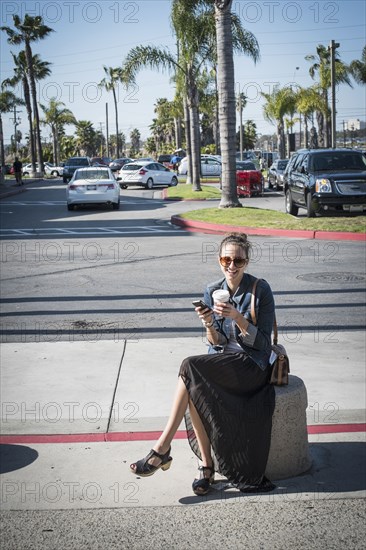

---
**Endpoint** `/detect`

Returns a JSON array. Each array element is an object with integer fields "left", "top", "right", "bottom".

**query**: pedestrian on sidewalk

[
  {"left": 13, "top": 157, "right": 23, "bottom": 185},
  {"left": 130, "top": 232, "right": 276, "bottom": 495}
]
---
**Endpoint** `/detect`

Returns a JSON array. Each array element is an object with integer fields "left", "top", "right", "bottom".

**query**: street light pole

[{"left": 329, "top": 40, "right": 340, "bottom": 148}]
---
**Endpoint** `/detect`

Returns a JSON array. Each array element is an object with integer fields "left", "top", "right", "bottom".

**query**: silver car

[
  {"left": 66, "top": 167, "right": 120, "bottom": 210},
  {"left": 267, "top": 159, "right": 289, "bottom": 190}
]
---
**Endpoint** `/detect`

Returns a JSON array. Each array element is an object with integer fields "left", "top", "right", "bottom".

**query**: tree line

[{"left": 1, "top": 0, "right": 365, "bottom": 207}]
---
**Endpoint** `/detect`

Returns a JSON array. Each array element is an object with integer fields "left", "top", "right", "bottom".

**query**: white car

[
  {"left": 118, "top": 161, "right": 178, "bottom": 189},
  {"left": 66, "top": 167, "right": 120, "bottom": 210},
  {"left": 44, "top": 162, "right": 64, "bottom": 177},
  {"left": 178, "top": 156, "right": 222, "bottom": 176}
]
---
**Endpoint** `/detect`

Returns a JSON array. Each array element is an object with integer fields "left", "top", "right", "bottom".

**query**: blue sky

[{"left": 1, "top": 0, "right": 365, "bottom": 150}]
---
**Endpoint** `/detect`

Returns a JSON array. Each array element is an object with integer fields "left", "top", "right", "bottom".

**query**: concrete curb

[{"left": 170, "top": 215, "right": 366, "bottom": 241}]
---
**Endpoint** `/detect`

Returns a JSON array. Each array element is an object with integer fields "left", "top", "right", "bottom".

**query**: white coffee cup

[{"left": 212, "top": 289, "right": 230, "bottom": 318}]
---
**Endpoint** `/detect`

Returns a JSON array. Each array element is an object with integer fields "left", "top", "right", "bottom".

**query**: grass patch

[
  {"left": 168, "top": 183, "right": 221, "bottom": 200},
  {"left": 170, "top": 186, "right": 365, "bottom": 233}
]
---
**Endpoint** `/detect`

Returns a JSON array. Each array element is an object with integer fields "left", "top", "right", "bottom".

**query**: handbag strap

[{"left": 250, "top": 278, "right": 278, "bottom": 345}]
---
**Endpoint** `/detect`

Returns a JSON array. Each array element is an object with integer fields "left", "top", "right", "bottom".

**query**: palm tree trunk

[
  {"left": 25, "top": 41, "right": 43, "bottom": 175},
  {"left": 214, "top": 67, "right": 220, "bottom": 155},
  {"left": 183, "top": 98, "right": 193, "bottom": 185},
  {"left": 112, "top": 87, "right": 119, "bottom": 158},
  {"left": 23, "top": 76, "right": 36, "bottom": 173},
  {"left": 187, "top": 69, "right": 201, "bottom": 191},
  {"left": 52, "top": 126, "right": 57, "bottom": 165},
  {"left": 216, "top": 0, "right": 241, "bottom": 208}
]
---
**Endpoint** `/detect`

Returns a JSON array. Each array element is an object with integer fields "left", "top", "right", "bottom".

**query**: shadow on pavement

[
  {"left": 178, "top": 441, "right": 366, "bottom": 505},
  {"left": 0, "top": 444, "right": 39, "bottom": 474}
]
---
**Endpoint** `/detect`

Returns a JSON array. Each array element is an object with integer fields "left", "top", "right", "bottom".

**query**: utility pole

[
  {"left": 239, "top": 93, "right": 243, "bottom": 161},
  {"left": 9, "top": 106, "right": 22, "bottom": 154},
  {"left": 105, "top": 103, "right": 109, "bottom": 158},
  {"left": 98, "top": 122, "right": 104, "bottom": 157},
  {"left": 329, "top": 40, "right": 340, "bottom": 148}
]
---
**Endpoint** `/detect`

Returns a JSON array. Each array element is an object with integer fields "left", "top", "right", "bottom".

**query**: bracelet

[{"left": 202, "top": 320, "right": 214, "bottom": 328}]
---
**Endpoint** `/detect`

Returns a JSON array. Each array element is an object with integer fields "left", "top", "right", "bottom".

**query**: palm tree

[
  {"left": 204, "top": 0, "right": 260, "bottom": 207},
  {"left": 75, "top": 120, "right": 96, "bottom": 156},
  {"left": 262, "top": 86, "right": 295, "bottom": 158},
  {"left": 350, "top": 46, "right": 366, "bottom": 85},
  {"left": 305, "top": 44, "right": 352, "bottom": 147},
  {"left": 99, "top": 66, "right": 122, "bottom": 158},
  {"left": 130, "top": 128, "right": 141, "bottom": 156},
  {"left": 3, "top": 51, "right": 51, "bottom": 173},
  {"left": 0, "top": 89, "right": 23, "bottom": 182},
  {"left": 236, "top": 92, "right": 247, "bottom": 159},
  {"left": 295, "top": 85, "right": 327, "bottom": 148},
  {"left": 40, "top": 99, "right": 76, "bottom": 165},
  {"left": 1, "top": 15, "right": 54, "bottom": 175}
]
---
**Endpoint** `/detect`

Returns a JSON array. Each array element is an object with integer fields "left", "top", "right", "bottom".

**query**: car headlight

[{"left": 315, "top": 178, "right": 332, "bottom": 193}]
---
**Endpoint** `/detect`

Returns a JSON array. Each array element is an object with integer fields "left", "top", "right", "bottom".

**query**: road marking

[
  {"left": 0, "top": 225, "right": 181, "bottom": 238},
  {"left": 0, "top": 199, "right": 166, "bottom": 206}
]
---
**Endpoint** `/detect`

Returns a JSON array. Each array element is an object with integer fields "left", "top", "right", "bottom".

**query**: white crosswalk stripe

[{"left": 0, "top": 225, "right": 181, "bottom": 237}]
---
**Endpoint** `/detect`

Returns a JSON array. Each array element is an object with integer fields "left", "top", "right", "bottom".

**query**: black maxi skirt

[{"left": 179, "top": 351, "right": 276, "bottom": 490}]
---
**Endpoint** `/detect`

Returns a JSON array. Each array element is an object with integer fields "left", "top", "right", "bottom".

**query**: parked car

[
  {"left": 235, "top": 161, "right": 263, "bottom": 197},
  {"left": 90, "top": 156, "right": 112, "bottom": 166},
  {"left": 66, "top": 167, "right": 120, "bottom": 210},
  {"left": 118, "top": 161, "right": 178, "bottom": 189},
  {"left": 284, "top": 148, "right": 366, "bottom": 217},
  {"left": 267, "top": 159, "right": 289, "bottom": 190},
  {"left": 236, "top": 151, "right": 260, "bottom": 169},
  {"left": 178, "top": 156, "right": 222, "bottom": 176},
  {"left": 63, "top": 157, "right": 91, "bottom": 183},
  {"left": 44, "top": 162, "right": 64, "bottom": 177},
  {"left": 109, "top": 158, "right": 132, "bottom": 172}
]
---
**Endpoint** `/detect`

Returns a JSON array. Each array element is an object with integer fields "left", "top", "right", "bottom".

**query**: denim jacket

[{"left": 203, "top": 273, "right": 275, "bottom": 370}]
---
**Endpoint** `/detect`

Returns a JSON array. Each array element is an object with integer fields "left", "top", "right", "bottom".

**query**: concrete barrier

[{"left": 265, "top": 375, "right": 312, "bottom": 480}]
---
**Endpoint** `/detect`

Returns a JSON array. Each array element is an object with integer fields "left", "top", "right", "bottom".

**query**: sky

[{"left": 1, "top": 0, "right": 365, "bottom": 151}]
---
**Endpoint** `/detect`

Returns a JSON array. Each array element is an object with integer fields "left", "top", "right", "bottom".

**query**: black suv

[
  {"left": 62, "top": 157, "right": 91, "bottom": 183},
  {"left": 284, "top": 148, "right": 366, "bottom": 217}
]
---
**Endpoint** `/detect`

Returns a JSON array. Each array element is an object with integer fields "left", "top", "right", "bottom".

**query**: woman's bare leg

[
  {"left": 131, "top": 377, "right": 188, "bottom": 470},
  {"left": 188, "top": 400, "right": 212, "bottom": 469}
]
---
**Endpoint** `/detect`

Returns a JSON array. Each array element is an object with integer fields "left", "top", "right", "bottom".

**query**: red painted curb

[
  {"left": 171, "top": 215, "right": 365, "bottom": 241},
  {"left": 0, "top": 423, "right": 364, "bottom": 445}
]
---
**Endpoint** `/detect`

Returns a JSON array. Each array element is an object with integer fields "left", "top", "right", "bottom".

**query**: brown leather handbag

[{"left": 251, "top": 279, "right": 290, "bottom": 386}]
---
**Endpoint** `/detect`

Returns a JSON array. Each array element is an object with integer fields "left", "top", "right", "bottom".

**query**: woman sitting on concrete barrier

[{"left": 130, "top": 232, "right": 276, "bottom": 494}]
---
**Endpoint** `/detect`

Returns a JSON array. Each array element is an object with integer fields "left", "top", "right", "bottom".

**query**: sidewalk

[
  {"left": 0, "top": 335, "right": 365, "bottom": 547},
  {"left": 0, "top": 177, "right": 40, "bottom": 199}
]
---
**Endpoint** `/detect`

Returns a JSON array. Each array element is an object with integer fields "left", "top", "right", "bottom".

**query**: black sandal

[
  {"left": 192, "top": 465, "right": 215, "bottom": 496},
  {"left": 130, "top": 447, "right": 172, "bottom": 477}
]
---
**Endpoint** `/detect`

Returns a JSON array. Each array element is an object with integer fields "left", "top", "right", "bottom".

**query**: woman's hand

[
  {"left": 213, "top": 301, "right": 242, "bottom": 322},
  {"left": 195, "top": 306, "right": 214, "bottom": 326}
]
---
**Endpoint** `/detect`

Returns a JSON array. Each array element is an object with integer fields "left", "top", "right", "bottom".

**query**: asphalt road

[{"left": 1, "top": 179, "right": 365, "bottom": 343}]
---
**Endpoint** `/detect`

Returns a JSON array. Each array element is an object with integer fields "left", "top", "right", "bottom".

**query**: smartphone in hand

[{"left": 192, "top": 300, "right": 211, "bottom": 310}]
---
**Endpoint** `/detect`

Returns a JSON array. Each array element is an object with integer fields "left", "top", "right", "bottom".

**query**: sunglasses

[{"left": 219, "top": 256, "right": 247, "bottom": 268}]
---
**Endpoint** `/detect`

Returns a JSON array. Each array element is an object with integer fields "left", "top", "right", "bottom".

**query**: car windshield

[
  {"left": 236, "top": 162, "right": 256, "bottom": 170},
  {"left": 74, "top": 169, "right": 110, "bottom": 180},
  {"left": 311, "top": 152, "right": 366, "bottom": 171},
  {"left": 122, "top": 164, "right": 143, "bottom": 171},
  {"left": 69, "top": 159, "right": 89, "bottom": 166},
  {"left": 277, "top": 161, "right": 289, "bottom": 170}
]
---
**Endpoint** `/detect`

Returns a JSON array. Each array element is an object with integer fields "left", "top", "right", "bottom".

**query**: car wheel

[
  {"left": 67, "top": 204, "right": 74, "bottom": 211},
  {"left": 273, "top": 178, "right": 279, "bottom": 191},
  {"left": 112, "top": 200, "right": 120, "bottom": 210},
  {"left": 146, "top": 178, "right": 154, "bottom": 189},
  {"left": 306, "top": 193, "right": 316, "bottom": 218},
  {"left": 51, "top": 170, "right": 58, "bottom": 176},
  {"left": 120, "top": 184, "right": 128, "bottom": 189},
  {"left": 63, "top": 177, "right": 67, "bottom": 183},
  {"left": 267, "top": 178, "right": 273, "bottom": 189},
  {"left": 285, "top": 189, "right": 299, "bottom": 216},
  {"left": 170, "top": 176, "right": 178, "bottom": 186}
]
